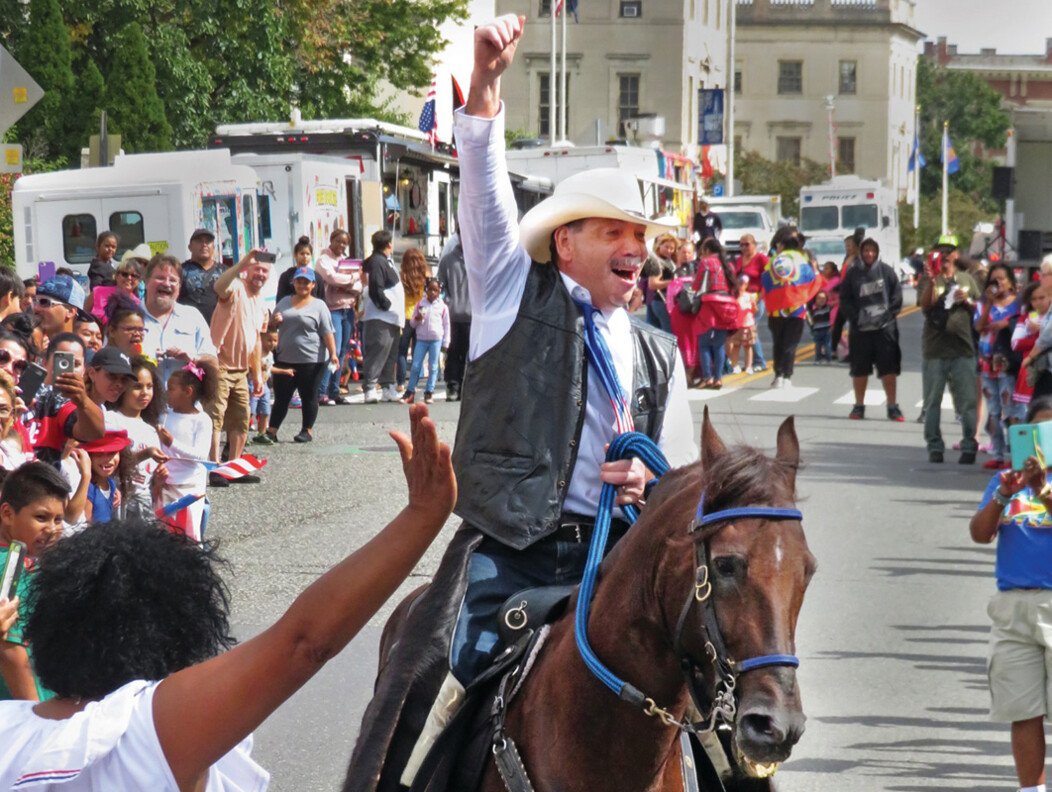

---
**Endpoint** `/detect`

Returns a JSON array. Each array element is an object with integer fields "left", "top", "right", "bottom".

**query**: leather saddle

[{"left": 496, "top": 583, "right": 577, "bottom": 647}]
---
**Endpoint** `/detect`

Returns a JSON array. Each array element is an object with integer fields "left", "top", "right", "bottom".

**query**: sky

[{"left": 913, "top": 0, "right": 1052, "bottom": 55}]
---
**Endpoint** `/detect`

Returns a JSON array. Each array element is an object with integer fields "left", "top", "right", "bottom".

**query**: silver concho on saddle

[{"left": 497, "top": 584, "right": 576, "bottom": 646}]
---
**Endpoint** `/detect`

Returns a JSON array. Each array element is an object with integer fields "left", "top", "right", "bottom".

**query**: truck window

[
  {"left": 108, "top": 211, "right": 145, "bottom": 255},
  {"left": 62, "top": 214, "right": 98, "bottom": 264},
  {"left": 242, "top": 195, "right": 255, "bottom": 251},
  {"left": 258, "top": 195, "right": 272, "bottom": 242},
  {"left": 842, "top": 204, "right": 878, "bottom": 230},
  {"left": 800, "top": 206, "right": 838, "bottom": 232},
  {"left": 715, "top": 211, "right": 764, "bottom": 231}
]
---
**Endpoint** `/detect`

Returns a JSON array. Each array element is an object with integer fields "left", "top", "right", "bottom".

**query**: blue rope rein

[{"left": 573, "top": 432, "right": 670, "bottom": 707}]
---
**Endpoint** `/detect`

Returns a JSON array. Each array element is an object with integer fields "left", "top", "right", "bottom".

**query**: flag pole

[
  {"left": 549, "top": 3, "right": 556, "bottom": 143},
  {"left": 559, "top": 2, "right": 567, "bottom": 143},
  {"left": 941, "top": 120, "right": 949, "bottom": 235},
  {"left": 913, "top": 104, "right": 920, "bottom": 230}
]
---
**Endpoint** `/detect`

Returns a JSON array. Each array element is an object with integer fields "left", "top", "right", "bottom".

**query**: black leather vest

[{"left": 452, "top": 262, "right": 678, "bottom": 549}]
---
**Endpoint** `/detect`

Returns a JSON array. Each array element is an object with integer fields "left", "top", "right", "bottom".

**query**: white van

[
  {"left": 798, "top": 176, "right": 901, "bottom": 267},
  {"left": 706, "top": 194, "right": 781, "bottom": 255},
  {"left": 12, "top": 149, "right": 260, "bottom": 286}
]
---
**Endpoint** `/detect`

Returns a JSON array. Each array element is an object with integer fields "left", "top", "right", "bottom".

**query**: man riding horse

[{"left": 346, "top": 15, "right": 697, "bottom": 789}]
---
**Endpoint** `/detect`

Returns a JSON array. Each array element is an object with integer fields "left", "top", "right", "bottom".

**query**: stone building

[
  {"left": 734, "top": 0, "right": 922, "bottom": 198},
  {"left": 493, "top": 0, "right": 730, "bottom": 158}
]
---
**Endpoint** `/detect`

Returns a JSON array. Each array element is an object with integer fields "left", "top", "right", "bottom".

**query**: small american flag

[
  {"left": 555, "top": 0, "right": 579, "bottom": 21},
  {"left": 418, "top": 75, "right": 438, "bottom": 147}
]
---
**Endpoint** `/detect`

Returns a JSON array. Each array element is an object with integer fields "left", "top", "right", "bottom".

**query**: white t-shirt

[
  {"left": 159, "top": 409, "right": 212, "bottom": 491},
  {"left": 110, "top": 411, "right": 160, "bottom": 502},
  {"left": 0, "top": 679, "right": 268, "bottom": 791}
]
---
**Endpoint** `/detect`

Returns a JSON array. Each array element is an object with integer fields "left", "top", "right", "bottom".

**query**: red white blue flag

[
  {"left": 207, "top": 454, "right": 267, "bottom": 481},
  {"left": 155, "top": 493, "right": 203, "bottom": 536},
  {"left": 418, "top": 75, "right": 438, "bottom": 147}
]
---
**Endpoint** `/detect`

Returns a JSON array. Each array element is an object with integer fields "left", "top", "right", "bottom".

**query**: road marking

[
  {"left": 914, "top": 393, "right": 955, "bottom": 410},
  {"left": 687, "top": 387, "right": 741, "bottom": 401},
  {"left": 833, "top": 389, "right": 887, "bottom": 406},
  {"left": 749, "top": 386, "right": 819, "bottom": 403}
]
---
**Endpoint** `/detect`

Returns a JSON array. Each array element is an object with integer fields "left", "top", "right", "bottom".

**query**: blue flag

[
  {"left": 908, "top": 128, "right": 925, "bottom": 172},
  {"left": 941, "top": 125, "right": 960, "bottom": 174}
]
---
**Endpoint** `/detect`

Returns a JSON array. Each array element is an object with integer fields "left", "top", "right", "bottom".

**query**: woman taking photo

[
  {"left": 970, "top": 396, "right": 1052, "bottom": 792},
  {"left": 0, "top": 404, "right": 454, "bottom": 791},
  {"left": 266, "top": 267, "right": 338, "bottom": 443}
]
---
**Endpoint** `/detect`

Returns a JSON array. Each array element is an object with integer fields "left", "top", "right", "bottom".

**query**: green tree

[
  {"left": 735, "top": 150, "right": 831, "bottom": 219},
  {"left": 11, "top": 0, "right": 76, "bottom": 160},
  {"left": 64, "top": 58, "right": 106, "bottom": 163},
  {"left": 899, "top": 190, "right": 990, "bottom": 256},
  {"left": 915, "top": 57, "right": 1011, "bottom": 206},
  {"left": 103, "top": 22, "right": 173, "bottom": 152}
]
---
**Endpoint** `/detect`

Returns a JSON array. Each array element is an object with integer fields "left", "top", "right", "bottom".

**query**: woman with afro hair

[{"left": 0, "top": 404, "right": 454, "bottom": 791}]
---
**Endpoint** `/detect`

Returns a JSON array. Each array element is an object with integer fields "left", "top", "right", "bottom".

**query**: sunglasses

[
  {"left": 33, "top": 296, "right": 66, "bottom": 309},
  {"left": 117, "top": 271, "right": 141, "bottom": 281},
  {"left": 0, "top": 348, "right": 28, "bottom": 374}
]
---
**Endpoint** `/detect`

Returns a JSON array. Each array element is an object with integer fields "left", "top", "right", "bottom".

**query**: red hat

[{"left": 80, "top": 430, "right": 132, "bottom": 455}]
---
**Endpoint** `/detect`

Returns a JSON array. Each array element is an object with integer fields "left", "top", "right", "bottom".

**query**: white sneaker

[
  {"left": 381, "top": 385, "right": 400, "bottom": 402},
  {"left": 363, "top": 386, "right": 380, "bottom": 404},
  {"left": 771, "top": 376, "right": 783, "bottom": 388},
  {"left": 781, "top": 378, "right": 792, "bottom": 388},
  {"left": 752, "top": 365, "right": 766, "bottom": 373},
  {"left": 731, "top": 366, "right": 742, "bottom": 374}
]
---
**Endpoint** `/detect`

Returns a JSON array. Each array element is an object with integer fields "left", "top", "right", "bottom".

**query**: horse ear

[
  {"left": 701, "top": 406, "right": 727, "bottom": 467},
  {"left": 775, "top": 415, "right": 800, "bottom": 484}
]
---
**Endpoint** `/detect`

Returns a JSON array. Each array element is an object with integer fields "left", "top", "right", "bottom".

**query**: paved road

[{"left": 207, "top": 299, "right": 1016, "bottom": 791}]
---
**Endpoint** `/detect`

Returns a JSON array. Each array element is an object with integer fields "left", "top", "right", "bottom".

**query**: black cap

[{"left": 89, "top": 346, "right": 134, "bottom": 376}]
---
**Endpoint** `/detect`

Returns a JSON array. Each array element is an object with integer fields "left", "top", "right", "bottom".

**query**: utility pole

[
  {"left": 824, "top": 95, "right": 836, "bottom": 179},
  {"left": 725, "top": 0, "right": 736, "bottom": 197}
]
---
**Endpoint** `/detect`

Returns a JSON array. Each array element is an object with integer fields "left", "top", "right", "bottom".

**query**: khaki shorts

[
  {"left": 987, "top": 589, "right": 1052, "bottom": 722},
  {"left": 207, "top": 368, "right": 250, "bottom": 434}
]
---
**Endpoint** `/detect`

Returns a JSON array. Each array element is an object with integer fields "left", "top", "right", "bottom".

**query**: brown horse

[{"left": 350, "top": 412, "right": 815, "bottom": 792}]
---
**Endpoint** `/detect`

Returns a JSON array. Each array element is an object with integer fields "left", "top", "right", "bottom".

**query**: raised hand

[
  {"left": 467, "top": 14, "right": 526, "bottom": 118},
  {"left": 390, "top": 403, "right": 456, "bottom": 527}
]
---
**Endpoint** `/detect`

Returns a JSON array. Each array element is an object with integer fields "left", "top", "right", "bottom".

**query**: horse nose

[{"left": 738, "top": 708, "right": 805, "bottom": 762}]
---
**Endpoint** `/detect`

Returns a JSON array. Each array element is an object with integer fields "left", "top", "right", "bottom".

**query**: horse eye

[{"left": 711, "top": 555, "right": 744, "bottom": 579}]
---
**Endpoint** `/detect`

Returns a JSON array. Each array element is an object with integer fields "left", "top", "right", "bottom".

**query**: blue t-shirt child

[{"left": 979, "top": 471, "right": 1052, "bottom": 591}]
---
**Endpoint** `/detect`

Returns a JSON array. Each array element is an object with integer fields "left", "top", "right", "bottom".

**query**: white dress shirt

[{"left": 453, "top": 106, "right": 697, "bottom": 517}]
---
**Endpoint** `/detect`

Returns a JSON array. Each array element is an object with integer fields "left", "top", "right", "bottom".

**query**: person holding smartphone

[{"left": 971, "top": 395, "right": 1052, "bottom": 792}]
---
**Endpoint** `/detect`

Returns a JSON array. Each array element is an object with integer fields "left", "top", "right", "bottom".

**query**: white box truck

[
  {"left": 12, "top": 149, "right": 261, "bottom": 288},
  {"left": 706, "top": 195, "right": 781, "bottom": 256},
  {"left": 798, "top": 176, "right": 901, "bottom": 267}
]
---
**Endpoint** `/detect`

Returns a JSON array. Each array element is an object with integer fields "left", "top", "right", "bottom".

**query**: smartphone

[
  {"left": 52, "top": 350, "right": 75, "bottom": 379},
  {"left": 1010, "top": 421, "right": 1052, "bottom": 470},
  {"left": 0, "top": 540, "right": 26, "bottom": 602},
  {"left": 18, "top": 362, "right": 47, "bottom": 404},
  {"left": 255, "top": 251, "right": 276, "bottom": 264}
]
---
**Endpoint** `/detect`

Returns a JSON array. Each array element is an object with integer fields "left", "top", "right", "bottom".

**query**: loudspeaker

[
  {"left": 992, "top": 166, "right": 1014, "bottom": 200},
  {"left": 1019, "top": 230, "right": 1044, "bottom": 260}
]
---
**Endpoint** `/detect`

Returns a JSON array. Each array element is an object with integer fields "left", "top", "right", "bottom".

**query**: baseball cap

[
  {"left": 89, "top": 346, "right": 134, "bottom": 377},
  {"left": 292, "top": 267, "right": 316, "bottom": 282},
  {"left": 80, "top": 430, "right": 132, "bottom": 455},
  {"left": 189, "top": 228, "right": 215, "bottom": 242},
  {"left": 37, "top": 275, "right": 86, "bottom": 311},
  {"left": 935, "top": 233, "right": 959, "bottom": 249}
]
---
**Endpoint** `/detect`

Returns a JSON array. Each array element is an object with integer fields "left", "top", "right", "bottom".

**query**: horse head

[{"left": 644, "top": 408, "right": 815, "bottom": 778}]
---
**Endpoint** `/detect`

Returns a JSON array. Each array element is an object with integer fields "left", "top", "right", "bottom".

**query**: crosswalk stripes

[
  {"left": 749, "top": 386, "right": 820, "bottom": 403},
  {"left": 833, "top": 389, "right": 887, "bottom": 407}
]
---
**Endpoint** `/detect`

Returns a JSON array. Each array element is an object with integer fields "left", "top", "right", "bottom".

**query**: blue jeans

[
  {"left": 698, "top": 329, "right": 729, "bottom": 381},
  {"left": 752, "top": 297, "right": 768, "bottom": 368},
  {"left": 646, "top": 298, "right": 672, "bottom": 333},
  {"left": 319, "top": 308, "right": 355, "bottom": 398},
  {"left": 812, "top": 327, "right": 832, "bottom": 361},
  {"left": 406, "top": 339, "right": 442, "bottom": 394},
  {"left": 450, "top": 528, "right": 626, "bottom": 684},
  {"left": 982, "top": 371, "right": 1016, "bottom": 462},
  {"left": 396, "top": 320, "right": 415, "bottom": 386}
]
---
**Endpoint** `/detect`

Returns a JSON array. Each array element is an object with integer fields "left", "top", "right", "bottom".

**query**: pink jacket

[{"left": 410, "top": 295, "right": 450, "bottom": 346}]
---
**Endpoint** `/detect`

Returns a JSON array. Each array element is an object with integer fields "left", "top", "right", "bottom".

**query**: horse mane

[{"left": 699, "top": 444, "right": 798, "bottom": 515}]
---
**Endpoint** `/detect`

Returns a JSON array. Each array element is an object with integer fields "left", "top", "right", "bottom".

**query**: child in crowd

[
  {"left": 108, "top": 356, "right": 166, "bottom": 520},
  {"left": 155, "top": 361, "right": 218, "bottom": 541},
  {"left": 1012, "top": 282, "right": 1051, "bottom": 417},
  {"left": 809, "top": 290, "right": 834, "bottom": 363},
  {"left": 251, "top": 330, "right": 292, "bottom": 445},
  {"left": 726, "top": 275, "right": 757, "bottom": 374},
  {"left": 400, "top": 278, "right": 450, "bottom": 405},
  {"left": 0, "top": 462, "right": 70, "bottom": 700},
  {"left": 81, "top": 431, "right": 132, "bottom": 524}
]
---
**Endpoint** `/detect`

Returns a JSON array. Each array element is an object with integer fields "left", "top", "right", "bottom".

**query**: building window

[
  {"left": 539, "top": 0, "right": 551, "bottom": 15},
  {"left": 777, "top": 61, "right": 802, "bottom": 95},
  {"left": 619, "top": 0, "right": 642, "bottom": 17},
  {"left": 776, "top": 136, "right": 801, "bottom": 167},
  {"left": 837, "top": 137, "right": 856, "bottom": 173},
  {"left": 839, "top": 61, "right": 857, "bottom": 95},
  {"left": 618, "top": 74, "right": 640, "bottom": 134},
  {"left": 539, "top": 73, "right": 570, "bottom": 138},
  {"left": 734, "top": 134, "right": 743, "bottom": 152}
]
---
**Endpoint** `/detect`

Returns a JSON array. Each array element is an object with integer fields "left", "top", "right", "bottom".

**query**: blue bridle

[{"left": 573, "top": 432, "right": 803, "bottom": 732}]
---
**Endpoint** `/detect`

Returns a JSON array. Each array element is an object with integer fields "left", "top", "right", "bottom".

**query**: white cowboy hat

[{"left": 519, "top": 168, "right": 679, "bottom": 263}]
